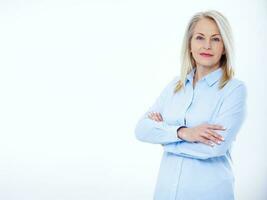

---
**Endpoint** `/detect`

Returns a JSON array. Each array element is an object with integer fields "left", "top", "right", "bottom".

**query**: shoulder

[
  {"left": 159, "top": 75, "right": 180, "bottom": 96},
  {"left": 165, "top": 75, "right": 180, "bottom": 91},
  {"left": 168, "top": 75, "right": 180, "bottom": 87},
  {"left": 222, "top": 78, "right": 247, "bottom": 99}
]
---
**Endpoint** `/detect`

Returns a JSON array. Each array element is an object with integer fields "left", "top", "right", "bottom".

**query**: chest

[{"left": 162, "top": 83, "right": 224, "bottom": 127}]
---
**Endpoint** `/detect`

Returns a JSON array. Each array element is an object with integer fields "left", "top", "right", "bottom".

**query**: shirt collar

[{"left": 186, "top": 67, "right": 223, "bottom": 87}]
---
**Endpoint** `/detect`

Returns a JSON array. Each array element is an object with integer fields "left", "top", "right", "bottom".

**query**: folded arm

[
  {"left": 134, "top": 76, "right": 185, "bottom": 144},
  {"left": 163, "top": 83, "right": 247, "bottom": 160}
]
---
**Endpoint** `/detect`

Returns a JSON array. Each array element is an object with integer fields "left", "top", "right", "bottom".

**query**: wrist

[{"left": 177, "top": 126, "right": 187, "bottom": 140}]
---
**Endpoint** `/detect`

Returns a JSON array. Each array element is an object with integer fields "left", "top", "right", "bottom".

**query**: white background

[{"left": 0, "top": 0, "right": 266, "bottom": 199}]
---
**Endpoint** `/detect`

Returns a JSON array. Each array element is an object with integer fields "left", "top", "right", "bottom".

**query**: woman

[{"left": 134, "top": 10, "right": 247, "bottom": 200}]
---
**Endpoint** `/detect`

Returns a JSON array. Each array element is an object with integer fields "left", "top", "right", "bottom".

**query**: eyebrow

[{"left": 196, "top": 33, "right": 221, "bottom": 37}]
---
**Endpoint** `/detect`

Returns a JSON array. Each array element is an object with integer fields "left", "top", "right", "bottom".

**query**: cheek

[
  {"left": 190, "top": 41, "right": 201, "bottom": 53},
  {"left": 214, "top": 43, "right": 224, "bottom": 54}
]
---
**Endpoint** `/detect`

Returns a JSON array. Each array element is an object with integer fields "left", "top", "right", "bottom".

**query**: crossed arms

[{"left": 134, "top": 79, "right": 247, "bottom": 160}]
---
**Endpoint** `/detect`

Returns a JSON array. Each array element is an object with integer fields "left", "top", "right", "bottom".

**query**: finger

[
  {"left": 157, "top": 113, "right": 163, "bottom": 121},
  {"left": 148, "top": 112, "right": 156, "bottom": 118},
  {"left": 148, "top": 112, "right": 157, "bottom": 121},
  {"left": 153, "top": 113, "right": 160, "bottom": 121},
  {"left": 151, "top": 115, "right": 158, "bottom": 121},
  {"left": 149, "top": 112, "right": 160, "bottom": 122},
  {"left": 156, "top": 113, "right": 163, "bottom": 121},
  {"left": 207, "top": 124, "right": 226, "bottom": 130},
  {"left": 205, "top": 129, "right": 224, "bottom": 141},
  {"left": 154, "top": 115, "right": 161, "bottom": 122},
  {"left": 147, "top": 112, "right": 153, "bottom": 119},
  {"left": 199, "top": 137, "right": 215, "bottom": 147},
  {"left": 202, "top": 132, "right": 222, "bottom": 145}
]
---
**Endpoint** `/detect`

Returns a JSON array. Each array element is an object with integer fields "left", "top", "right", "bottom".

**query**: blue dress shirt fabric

[{"left": 134, "top": 67, "right": 247, "bottom": 200}]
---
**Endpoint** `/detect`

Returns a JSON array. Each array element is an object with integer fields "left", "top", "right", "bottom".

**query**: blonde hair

[{"left": 174, "top": 10, "right": 235, "bottom": 93}]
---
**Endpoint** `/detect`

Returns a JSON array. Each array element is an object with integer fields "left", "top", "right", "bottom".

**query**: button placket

[{"left": 184, "top": 82, "right": 198, "bottom": 126}]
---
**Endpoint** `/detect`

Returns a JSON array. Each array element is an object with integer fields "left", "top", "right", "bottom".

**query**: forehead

[{"left": 193, "top": 18, "right": 220, "bottom": 36}]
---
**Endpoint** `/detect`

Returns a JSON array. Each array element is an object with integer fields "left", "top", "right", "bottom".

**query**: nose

[{"left": 203, "top": 39, "right": 211, "bottom": 49}]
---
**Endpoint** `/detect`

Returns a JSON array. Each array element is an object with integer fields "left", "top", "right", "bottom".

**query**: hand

[
  {"left": 178, "top": 124, "right": 226, "bottom": 147},
  {"left": 147, "top": 112, "right": 163, "bottom": 122}
]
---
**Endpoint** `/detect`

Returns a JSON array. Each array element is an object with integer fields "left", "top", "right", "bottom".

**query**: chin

[
  {"left": 196, "top": 62, "right": 216, "bottom": 67},
  {"left": 196, "top": 60, "right": 218, "bottom": 67}
]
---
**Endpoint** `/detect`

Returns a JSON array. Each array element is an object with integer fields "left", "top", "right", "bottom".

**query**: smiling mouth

[{"left": 200, "top": 53, "right": 213, "bottom": 57}]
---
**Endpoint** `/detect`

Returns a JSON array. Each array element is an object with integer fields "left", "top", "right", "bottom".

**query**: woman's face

[{"left": 190, "top": 18, "right": 225, "bottom": 69}]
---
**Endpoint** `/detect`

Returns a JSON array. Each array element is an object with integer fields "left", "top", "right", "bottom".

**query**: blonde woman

[{"left": 135, "top": 10, "right": 247, "bottom": 200}]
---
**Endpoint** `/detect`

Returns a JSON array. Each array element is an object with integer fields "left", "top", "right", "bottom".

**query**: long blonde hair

[{"left": 174, "top": 10, "right": 235, "bottom": 93}]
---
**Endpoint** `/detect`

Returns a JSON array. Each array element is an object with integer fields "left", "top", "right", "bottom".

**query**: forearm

[
  {"left": 163, "top": 83, "right": 247, "bottom": 160},
  {"left": 135, "top": 114, "right": 185, "bottom": 144},
  {"left": 163, "top": 109, "right": 246, "bottom": 159}
]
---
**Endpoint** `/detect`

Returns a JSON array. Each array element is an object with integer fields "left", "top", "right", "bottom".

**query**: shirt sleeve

[
  {"left": 162, "top": 83, "right": 247, "bottom": 159},
  {"left": 134, "top": 76, "right": 185, "bottom": 145}
]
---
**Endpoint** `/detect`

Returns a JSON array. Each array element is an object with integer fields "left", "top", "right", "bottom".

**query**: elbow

[
  {"left": 193, "top": 146, "right": 228, "bottom": 160},
  {"left": 208, "top": 146, "right": 228, "bottom": 158},
  {"left": 134, "top": 126, "right": 143, "bottom": 141},
  {"left": 193, "top": 151, "right": 227, "bottom": 160},
  {"left": 134, "top": 123, "right": 147, "bottom": 142},
  {"left": 134, "top": 121, "right": 154, "bottom": 143}
]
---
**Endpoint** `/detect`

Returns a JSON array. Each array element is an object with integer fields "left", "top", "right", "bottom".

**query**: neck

[{"left": 194, "top": 64, "right": 220, "bottom": 82}]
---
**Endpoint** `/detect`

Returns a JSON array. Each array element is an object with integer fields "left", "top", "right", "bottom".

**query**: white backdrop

[{"left": 0, "top": 0, "right": 266, "bottom": 199}]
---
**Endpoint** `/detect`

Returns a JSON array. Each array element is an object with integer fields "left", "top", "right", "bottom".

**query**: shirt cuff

[
  {"left": 176, "top": 125, "right": 187, "bottom": 140},
  {"left": 156, "top": 123, "right": 186, "bottom": 143}
]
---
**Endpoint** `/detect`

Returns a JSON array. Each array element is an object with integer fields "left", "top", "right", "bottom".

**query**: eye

[
  {"left": 196, "top": 36, "right": 204, "bottom": 40},
  {"left": 212, "top": 37, "right": 220, "bottom": 42}
]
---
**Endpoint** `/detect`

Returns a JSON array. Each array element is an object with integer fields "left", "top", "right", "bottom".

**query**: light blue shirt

[{"left": 134, "top": 67, "right": 247, "bottom": 200}]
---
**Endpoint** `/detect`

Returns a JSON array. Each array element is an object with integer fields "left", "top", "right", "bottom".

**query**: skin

[
  {"left": 190, "top": 17, "right": 225, "bottom": 86},
  {"left": 148, "top": 18, "right": 227, "bottom": 147}
]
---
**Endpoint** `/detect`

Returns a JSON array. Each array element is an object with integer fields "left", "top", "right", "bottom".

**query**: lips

[{"left": 200, "top": 53, "right": 213, "bottom": 57}]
